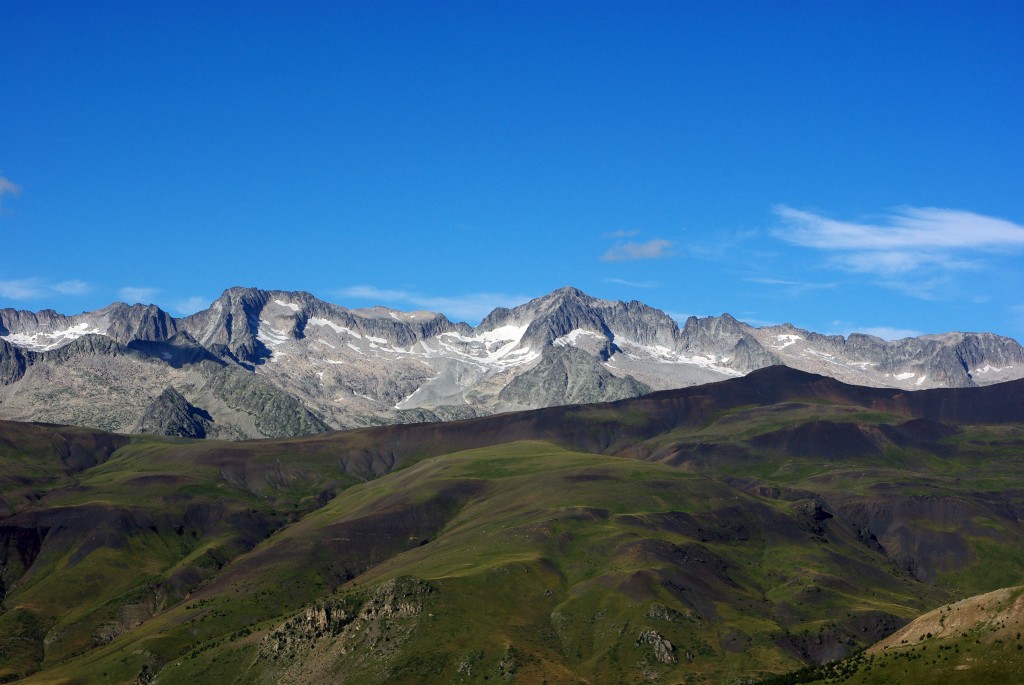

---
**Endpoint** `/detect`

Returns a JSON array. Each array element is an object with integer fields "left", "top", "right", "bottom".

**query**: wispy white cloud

[
  {"left": 0, "top": 277, "right": 90, "bottom": 300},
  {"left": 337, "top": 286, "right": 531, "bottom": 323},
  {"left": 773, "top": 205, "right": 1024, "bottom": 277},
  {"left": 602, "top": 229, "right": 641, "bottom": 239},
  {"left": 745, "top": 276, "right": 836, "bottom": 295},
  {"left": 601, "top": 239, "right": 675, "bottom": 262},
  {"left": 871, "top": 275, "right": 952, "bottom": 301},
  {"left": 857, "top": 326, "right": 923, "bottom": 341},
  {"left": 119, "top": 286, "right": 160, "bottom": 303},
  {"left": 410, "top": 293, "right": 531, "bottom": 322},
  {"left": 686, "top": 230, "right": 760, "bottom": 262},
  {"left": 174, "top": 296, "right": 209, "bottom": 315},
  {"left": 339, "top": 285, "right": 410, "bottom": 301},
  {"left": 53, "top": 280, "right": 90, "bottom": 295},
  {"left": 604, "top": 278, "right": 657, "bottom": 288},
  {"left": 667, "top": 312, "right": 698, "bottom": 325},
  {"left": 740, "top": 316, "right": 782, "bottom": 328},
  {"left": 0, "top": 279, "right": 42, "bottom": 300},
  {"left": 831, "top": 319, "right": 924, "bottom": 340},
  {"left": 0, "top": 176, "right": 20, "bottom": 209}
]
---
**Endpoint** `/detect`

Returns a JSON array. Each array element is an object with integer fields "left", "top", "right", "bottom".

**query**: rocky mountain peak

[
  {"left": 97, "top": 302, "right": 178, "bottom": 344},
  {"left": 2, "top": 285, "right": 1024, "bottom": 440},
  {"left": 477, "top": 287, "right": 596, "bottom": 330},
  {"left": 181, "top": 287, "right": 271, "bottom": 366},
  {"left": 135, "top": 386, "right": 212, "bottom": 438}
]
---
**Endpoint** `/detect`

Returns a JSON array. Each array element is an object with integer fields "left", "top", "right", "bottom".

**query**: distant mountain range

[{"left": 2, "top": 285, "right": 1022, "bottom": 439}]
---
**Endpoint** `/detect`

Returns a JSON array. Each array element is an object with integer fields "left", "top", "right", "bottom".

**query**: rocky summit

[{"left": 1, "top": 285, "right": 1022, "bottom": 439}]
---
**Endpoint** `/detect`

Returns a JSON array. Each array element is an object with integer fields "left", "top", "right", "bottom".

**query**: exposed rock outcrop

[{"left": 136, "top": 387, "right": 212, "bottom": 439}]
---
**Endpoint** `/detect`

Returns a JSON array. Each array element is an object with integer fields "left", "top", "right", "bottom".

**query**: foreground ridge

[{"left": 1, "top": 369, "right": 1022, "bottom": 682}]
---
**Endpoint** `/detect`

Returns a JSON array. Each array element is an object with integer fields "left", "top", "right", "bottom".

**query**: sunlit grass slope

[
  {"left": 22, "top": 441, "right": 953, "bottom": 684},
  {"left": 2, "top": 367, "right": 1022, "bottom": 683}
]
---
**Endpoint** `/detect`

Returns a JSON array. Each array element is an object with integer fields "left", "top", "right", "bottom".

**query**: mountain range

[{"left": 2, "top": 286, "right": 1023, "bottom": 439}]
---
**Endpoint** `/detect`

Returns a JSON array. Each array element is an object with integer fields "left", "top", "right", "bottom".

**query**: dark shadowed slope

[
  {"left": 1, "top": 368, "right": 1022, "bottom": 683},
  {"left": 266, "top": 365, "right": 1024, "bottom": 474}
]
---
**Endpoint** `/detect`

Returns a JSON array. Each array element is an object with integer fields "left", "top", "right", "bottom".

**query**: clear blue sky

[{"left": 2, "top": 1, "right": 1022, "bottom": 341}]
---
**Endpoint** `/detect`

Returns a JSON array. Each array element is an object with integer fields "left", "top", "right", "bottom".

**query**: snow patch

[
  {"left": 773, "top": 334, "right": 803, "bottom": 349},
  {"left": 554, "top": 329, "right": 604, "bottom": 347},
  {"left": 307, "top": 317, "right": 362, "bottom": 338},
  {"left": 273, "top": 299, "right": 301, "bottom": 312},
  {"left": 894, "top": 372, "right": 916, "bottom": 381},
  {"left": 435, "top": 324, "right": 538, "bottom": 369},
  {"left": 2, "top": 322, "right": 108, "bottom": 351},
  {"left": 915, "top": 375, "right": 927, "bottom": 386},
  {"left": 613, "top": 336, "right": 742, "bottom": 376},
  {"left": 257, "top": 320, "right": 290, "bottom": 347},
  {"left": 974, "top": 365, "right": 1003, "bottom": 374}
]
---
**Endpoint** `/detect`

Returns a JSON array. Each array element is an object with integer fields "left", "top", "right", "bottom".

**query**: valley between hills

[{"left": 1, "top": 365, "right": 1023, "bottom": 683}]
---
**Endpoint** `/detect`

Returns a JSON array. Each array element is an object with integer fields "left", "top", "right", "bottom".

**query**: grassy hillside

[
  {"left": 759, "top": 585, "right": 1024, "bottom": 685},
  {"left": 0, "top": 367, "right": 1021, "bottom": 683}
]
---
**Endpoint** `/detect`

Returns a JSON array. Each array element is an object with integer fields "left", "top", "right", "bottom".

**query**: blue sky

[{"left": 2, "top": 1, "right": 1022, "bottom": 341}]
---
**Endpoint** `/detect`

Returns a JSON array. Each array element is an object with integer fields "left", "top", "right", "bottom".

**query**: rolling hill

[{"left": 0, "top": 367, "right": 1022, "bottom": 683}]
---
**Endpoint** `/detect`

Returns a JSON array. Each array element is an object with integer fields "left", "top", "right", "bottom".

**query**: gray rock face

[
  {"left": 679, "top": 314, "right": 779, "bottom": 373},
  {"left": 0, "top": 308, "right": 73, "bottom": 336},
  {"left": 1, "top": 285, "right": 1022, "bottom": 439},
  {"left": 201, "top": 367, "right": 331, "bottom": 438},
  {"left": 136, "top": 387, "right": 212, "bottom": 439},
  {"left": 636, "top": 629, "right": 677, "bottom": 664},
  {"left": 498, "top": 346, "right": 651, "bottom": 409},
  {"left": 482, "top": 286, "right": 677, "bottom": 352},
  {"left": 750, "top": 324, "right": 1024, "bottom": 389},
  {"left": 98, "top": 303, "right": 179, "bottom": 345},
  {"left": 0, "top": 338, "right": 31, "bottom": 385},
  {"left": 181, "top": 287, "right": 271, "bottom": 366},
  {"left": 126, "top": 331, "right": 225, "bottom": 369},
  {"left": 181, "top": 288, "right": 467, "bottom": 368}
]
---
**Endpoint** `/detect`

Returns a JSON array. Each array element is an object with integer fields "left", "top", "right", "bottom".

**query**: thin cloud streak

[
  {"left": 857, "top": 326, "right": 923, "bottom": 341},
  {"left": 339, "top": 285, "right": 409, "bottom": 301},
  {"left": 830, "top": 319, "right": 924, "bottom": 340},
  {"left": 745, "top": 276, "right": 836, "bottom": 295},
  {"left": 604, "top": 278, "right": 657, "bottom": 288},
  {"left": 337, "top": 286, "right": 532, "bottom": 323},
  {"left": 53, "top": 280, "right": 90, "bottom": 295},
  {"left": 601, "top": 239, "right": 674, "bottom": 262},
  {"left": 0, "top": 176, "right": 20, "bottom": 209},
  {"left": 174, "top": 296, "right": 209, "bottom": 315},
  {"left": 775, "top": 205, "right": 1024, "bottom": 250},
  {"left": 602, "top": 229, "right": 641, "bottom": 239},
  {"left": 773, "top": 205, "right": 1024, "bottom": 277},
  {"left": 667, "top": 312, "right": 697, "bottom": 325},
  {"left": 0, "top": 278, "right": 90, "bottom": 300},
  {"left": 119, "top": 286, "right": 159, "bottom": 303}
]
